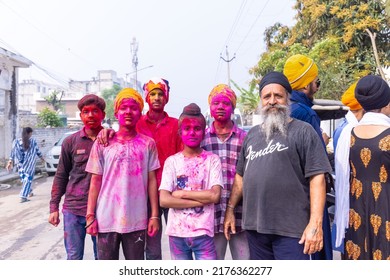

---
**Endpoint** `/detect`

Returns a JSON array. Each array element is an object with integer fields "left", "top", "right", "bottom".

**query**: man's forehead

[
  {"left": 150, "top": 88, "right": 165, "bottom": 94},
  {"left": 261, "top": 83, "right": 288, "bottom": 95}
]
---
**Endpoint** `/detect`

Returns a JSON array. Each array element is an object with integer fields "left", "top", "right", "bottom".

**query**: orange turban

[
  {"left": 143, "top": 77, "right": 170, "bottom": 104},
  {"left": 208, "top": 84, "right": 237, "bottom": 108},
  {"left": 283, "top": 54, "right": 318, "bottom": 90},
  {"left": 341, "top": 82, "right": 362, "bottom": 111},
  {"left": 114, "top": 88, "right": 144, "bottom": 113}
]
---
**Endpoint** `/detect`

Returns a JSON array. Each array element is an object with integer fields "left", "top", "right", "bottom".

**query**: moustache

[{"left": 263, "top": 104, "right": 288, "bottom": 111}]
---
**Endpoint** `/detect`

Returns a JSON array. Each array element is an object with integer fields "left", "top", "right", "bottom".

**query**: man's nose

[{"left": 269, "top": 95, "right": 277, "bottom": 105}]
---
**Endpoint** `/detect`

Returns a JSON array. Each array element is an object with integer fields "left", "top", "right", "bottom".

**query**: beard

[{"left": 259, "top": 103, "right": 291, "bottom": 142}]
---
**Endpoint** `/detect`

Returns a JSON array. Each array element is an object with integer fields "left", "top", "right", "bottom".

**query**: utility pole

[
  {"left": 220, "top": 46, "right": 236, "bottom": 87},
  {"left": 130, "top": 37, "right": 139, "bottom": 90}
]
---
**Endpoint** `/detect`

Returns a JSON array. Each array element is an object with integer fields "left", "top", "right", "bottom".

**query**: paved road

[{"left": 0, "top": 175, "right": 172, "bottom": 260}]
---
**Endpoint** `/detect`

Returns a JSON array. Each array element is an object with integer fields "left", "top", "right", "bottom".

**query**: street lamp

[{"left": 125, "top": 65, "right": 154, "bottom": 90}]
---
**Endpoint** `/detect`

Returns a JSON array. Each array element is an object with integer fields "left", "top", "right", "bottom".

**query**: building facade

[{"left": 0, "top": 47, "right": 31, "bottom": 160}]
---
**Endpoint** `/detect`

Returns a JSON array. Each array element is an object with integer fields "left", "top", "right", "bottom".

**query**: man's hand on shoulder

[{"left": 97, "top": 128, "right": 116, "bottom": 146}]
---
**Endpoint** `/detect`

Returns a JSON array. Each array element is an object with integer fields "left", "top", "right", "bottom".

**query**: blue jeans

[
  {"left": 63, "top": 210, "right": 98, "bottom": 260},
  {"left": 246, "top": 230, "right": 309, "bottom": 260},
  {"left": 169, "top": 235, "right": 217, "bottom": 260},
  {"left": 214, "top": 231, "right": 250, "bottom": 260}
]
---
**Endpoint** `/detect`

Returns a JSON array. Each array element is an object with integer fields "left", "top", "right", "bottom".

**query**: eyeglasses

[{"left": 316, "top": 80, "right": 321, "bottom": 87}]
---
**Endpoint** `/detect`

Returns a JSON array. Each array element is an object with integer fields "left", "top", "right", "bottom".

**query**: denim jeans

[
  {"left": 63, "top": 210, "right": 98, "bottom": 260},
  {"left": 169, "top": 235, "right": 217, "bottom": 260},
  {"left": 214, "top": 231, "right": 250, "bottom": 260}
]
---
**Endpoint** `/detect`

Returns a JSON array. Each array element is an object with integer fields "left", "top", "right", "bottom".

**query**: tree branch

[{"left": 365, "top": 28, "right": 386, "bottom": 79}]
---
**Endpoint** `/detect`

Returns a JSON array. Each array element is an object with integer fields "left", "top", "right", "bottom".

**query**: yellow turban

[
  {"left": 341, "top": 82, "right": 362, "bottom": 110},
  {"left": 208, "top": 84, "right": 237, "bottom": 108},
  {"left": 283, "top": 54, "right": 318, "bottom": 90},
  {"left": 114, "top": 88, "right": 144, "bottom": 113}
]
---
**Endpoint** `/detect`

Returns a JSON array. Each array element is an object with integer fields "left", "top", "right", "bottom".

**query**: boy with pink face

[
  {"left": 85, "top": 88, "right": 160, "bottom": 260},
  {"left": 201, "top": 84, "right": 250, "bottom": 260},
  {"left": 159, "top": 103, "right": 223, "bottom": 260}
]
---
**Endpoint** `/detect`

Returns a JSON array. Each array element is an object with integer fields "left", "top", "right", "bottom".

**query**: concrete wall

[{"left": 0, "top": 127, "right": 78, "bottom": 167}]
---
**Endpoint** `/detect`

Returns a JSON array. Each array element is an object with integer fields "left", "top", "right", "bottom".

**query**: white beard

[{"left": 259, "top": 104, "right": 290, "bottom": 143}]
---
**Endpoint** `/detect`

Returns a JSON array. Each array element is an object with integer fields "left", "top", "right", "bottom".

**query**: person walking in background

[
  {"left": 86, "top": 88, "right": 160, "bottom": 260},
  {"left": 6, "top": 127, "right": 44, "bottom": 203},
  {"left": 341, "top": 75, "right": 390, "bottom": 260},
  {"left": 332, "top": 82, "right": 364, "bottom": 255},
  {"left": 159, "top": 103, "right": 223, "bottom": 260},
  {"left": 202, "top": 84, "right": 249, "bottom": 260},
  {"left": 224, "top": 72, "right": 332, "bottom": 260},
  {"left": 283, "top": 54, "right": 333, "bottom": 260},
  {"left": 48, "top": 94, "right": 106, "bottom": 260}
]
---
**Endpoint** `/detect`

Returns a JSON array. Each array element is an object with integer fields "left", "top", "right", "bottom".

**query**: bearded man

[{"left": 224, "top": 71, "right": 332, "bottom": 260}]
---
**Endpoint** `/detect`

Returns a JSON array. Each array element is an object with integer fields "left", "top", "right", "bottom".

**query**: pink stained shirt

[
  {"left": 136, "top": 111, "right": 182, "bottom": 186},
  {"left": 85, "top": 133, "right": 160, "bottom": 233}
]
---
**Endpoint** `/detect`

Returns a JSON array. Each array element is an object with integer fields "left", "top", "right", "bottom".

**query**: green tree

[
  {"left": 232, "top": 80, "right": 259, "bottom": 115},
  {"left": 44, "top": 90, "right": 64, "bottom": 112},
  {"left": 37, "top": 107, "right": 63, "bottom": 127},
  {"left": 249, "top": 0, "right": 389, "bottom": 101},
  {"left": 101, "top": 84, "right": 122, "bottom": 122}
]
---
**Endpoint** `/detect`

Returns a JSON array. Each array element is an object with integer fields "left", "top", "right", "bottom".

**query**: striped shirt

[
  {"left": 10, "top": 137, "right": 43, "bottom": 177},
  {"left": 201, "top": 123, "right": 247, "bottom": 233}
]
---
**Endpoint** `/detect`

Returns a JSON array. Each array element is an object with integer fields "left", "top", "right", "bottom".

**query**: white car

[{"left": 45, "top": 131, "right": 77, "bottom": 176}]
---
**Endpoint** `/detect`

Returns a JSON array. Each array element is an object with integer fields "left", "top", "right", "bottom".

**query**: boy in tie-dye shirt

[
  {"left": 159, "top": 103, "right": 223, "bottom": 260},
  {"left": 85, "top": 88, "right": 160, "bottom": 260}
]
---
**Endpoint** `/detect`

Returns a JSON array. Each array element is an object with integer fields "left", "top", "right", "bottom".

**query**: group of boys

[
  {"left": 48, "top": 53, "right": 335, "bottom": 260},
  {"left": 48, "top": 76, "right": 248, "bottom": 260}
]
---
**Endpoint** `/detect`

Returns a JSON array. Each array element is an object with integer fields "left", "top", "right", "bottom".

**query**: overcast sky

[{"left": 0, "top": 0, "right": 295, "bottom": 117}]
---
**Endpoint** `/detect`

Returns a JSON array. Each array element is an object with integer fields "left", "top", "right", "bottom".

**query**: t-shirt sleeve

[
  {"left": 299, "top": 123, "right": 332, "bottom": 178},
  {"left": 85, "top": 141, "right": 104, "bottom": 175},
  {"left": 209, "top": 154, "right": 223, "bottom": 189},
  {"left": 159, "top": 156, "right": 175, "bottom": 192},
  {"left": 236, "top": 134, "right": 248, "bottom": 177},
  {"left": 148, "top": 139, "right": 161, "bottom": 172}
]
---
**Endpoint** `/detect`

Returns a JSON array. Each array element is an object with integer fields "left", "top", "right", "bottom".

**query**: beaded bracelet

[{"left": 149, "top": 216, "right": 160, "bottom": 220}]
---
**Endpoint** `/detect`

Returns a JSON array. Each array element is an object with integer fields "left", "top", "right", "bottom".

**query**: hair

[
  {"left": 77, "top": 94, "right": 106, "bottom": 112},
  {"left": 178, "top": 103, "right": 206, "bottom": 131},
  {"left": 22, "top": 127, "right": 33, "bottom": 150}
]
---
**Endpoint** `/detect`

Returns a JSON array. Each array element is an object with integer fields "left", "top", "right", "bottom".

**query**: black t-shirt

[{"left": 236, "top": 119, "right": 332, "bottom": 238}]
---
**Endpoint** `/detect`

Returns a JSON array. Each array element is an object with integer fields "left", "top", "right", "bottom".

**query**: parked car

[{"left": 45, "top": 131, "right": 77, "bottom": 176}]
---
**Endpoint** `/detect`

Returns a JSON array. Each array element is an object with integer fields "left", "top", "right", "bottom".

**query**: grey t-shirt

[{"left": 236, "top": 119, "right": 332, "bottom": 238}]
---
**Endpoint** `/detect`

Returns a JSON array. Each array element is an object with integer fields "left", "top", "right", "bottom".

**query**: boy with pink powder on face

[
  {"left": 85, "top": 88, "right": 160, "bottom": 260},
  {"left": 159, "top": 103, "right": 223, "bottom": 260}
]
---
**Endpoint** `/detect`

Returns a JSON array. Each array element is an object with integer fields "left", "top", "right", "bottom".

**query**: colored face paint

[
  {"left": 210, "top": 94, "right": 234, "bottom": 123},
  {"left": 79, "top": 104, "right": 105, "bottom": 129},
  {"left": 180, "top": 118, "right": 204, "bottom": 148},
  {"left": 115, "top": 98, "right": 141, "bottom": 127}
]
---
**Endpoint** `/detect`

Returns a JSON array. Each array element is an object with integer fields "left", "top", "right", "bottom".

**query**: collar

[
  {"left": 80, "top": 126, "right": 103, "bottom": 139},
  {"left": 144, "top": 111, "right": 169, "bottom": 125},
  {"left": 290, "top": 90, "right": 314, "bottom": 108},
  {"left": 209, "top": 121, "right": 239, "bottom": 135}
]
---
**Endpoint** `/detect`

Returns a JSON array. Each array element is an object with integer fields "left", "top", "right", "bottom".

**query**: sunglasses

[{"left": 316, "top": 80, "right": 321, "bottom": 87}]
